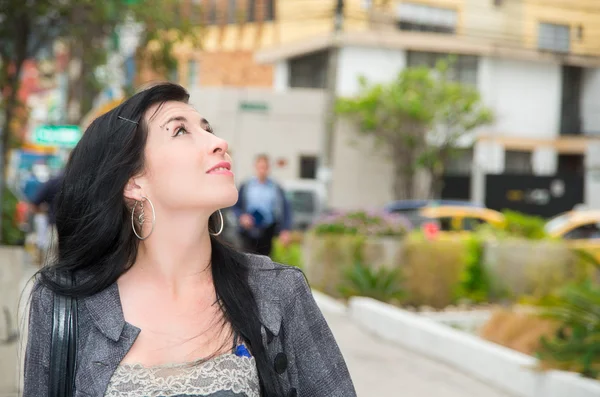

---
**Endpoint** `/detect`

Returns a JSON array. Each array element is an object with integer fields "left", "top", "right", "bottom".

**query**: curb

[
  {"left": 348, "top": 296, "right": 600, "bottom": 397},
  {"left": 311, "top": 290, "right": 347, "bottom": 315}
]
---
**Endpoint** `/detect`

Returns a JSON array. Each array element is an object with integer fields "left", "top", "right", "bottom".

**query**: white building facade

[{"left": 259, "top": 34, "right": 600, "bottom": 211}]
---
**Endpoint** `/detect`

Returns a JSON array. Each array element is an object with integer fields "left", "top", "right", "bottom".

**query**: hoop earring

[
  {"left": 210, "top": 209, "right": 224, "bottom": 236},
  {"left": 131, "top": 196, "right": 156, "bottom": 240}
]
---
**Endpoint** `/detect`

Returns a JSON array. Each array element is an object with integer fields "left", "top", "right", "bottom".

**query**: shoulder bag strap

[{"left": 48, "top": 272, "right": 78, "bottom": 397}]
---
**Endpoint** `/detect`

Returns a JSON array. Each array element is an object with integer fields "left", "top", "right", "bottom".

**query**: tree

[
  {"left": 0, "top": 0, "right": 202, "bottom": 241},
  {"left": 336, "top": 60, "right": 493, "bottom": 200},
  {"left": 419, "top": 61, "right": 494, "bottom": 198}
]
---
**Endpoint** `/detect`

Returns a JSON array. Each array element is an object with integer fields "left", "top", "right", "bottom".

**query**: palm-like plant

[
  {"left": 338, "top": 261, "right": 405, "bottom": 303},
  {"left": 536, "top": 280, "right": 600, "bottom": 379}
]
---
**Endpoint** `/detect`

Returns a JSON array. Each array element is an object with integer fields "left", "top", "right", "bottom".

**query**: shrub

[
  {"left": 401, "top": 233, "right": 470, "bottom": 309},
  {"left": 338, "top": 260, "right": 405, "bottom": 303},
  {"left": 535, "top": 280, "right": 600, "bottom": 379},
  {"left": 311, "top": 209, "right": 410, "bottom": 237},
  {"left": 271, "top": 239, "right": 303, "bottom": 269},
  {"left": 500, "top": 210, "right": 548, "bottom": 240},
  {"left": 454, "top": 235, "right": 493, "bottom": 303},
  {"left": 303, "top": 233, "right": 365, "bottom": 297}
]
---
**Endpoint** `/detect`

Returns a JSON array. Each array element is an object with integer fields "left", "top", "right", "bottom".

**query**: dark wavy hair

[{"left": 37, "top": 82, "right": 281, "bottom": 396}]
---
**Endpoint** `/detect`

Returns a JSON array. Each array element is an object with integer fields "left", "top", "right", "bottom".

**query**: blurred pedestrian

[
  {"left": 30, "top": 171, "right": 63, "bottom": 264},
  {"left": 232, "top": 154, "right": 292, "bottom": 256},
  {"left": 23, "top": 83, "right": 356, "bottom": 397}
]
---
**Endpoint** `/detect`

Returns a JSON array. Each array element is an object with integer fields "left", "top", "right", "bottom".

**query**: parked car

[
  {"left": 384, "top": 199, "right": 486, "bottom": 230},
  {"left": 418, "top": 205, "right": 506, "bottom": 234},
  {"left": 545, "top": 209, "right": 600, "bottom": 262}
]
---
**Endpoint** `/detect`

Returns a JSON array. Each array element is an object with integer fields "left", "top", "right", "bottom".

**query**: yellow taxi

[
  {"left": 544, "top": 209, "right": 600, "bottom": 262},
  {"left": 418, "top": 205, "right": 506, "bottom": 236}
]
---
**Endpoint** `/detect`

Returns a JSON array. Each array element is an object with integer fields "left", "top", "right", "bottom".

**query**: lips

[{"left": 207, "top": 161, "right": 233, "bottom": 175}]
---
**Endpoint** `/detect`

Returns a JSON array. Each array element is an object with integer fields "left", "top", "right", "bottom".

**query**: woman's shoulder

[
  {"left": 244, "top": 253, "right": 309, "bottom": 301},
  {"left": 28, "top": 278, "right": 55, "bottom": 312}
]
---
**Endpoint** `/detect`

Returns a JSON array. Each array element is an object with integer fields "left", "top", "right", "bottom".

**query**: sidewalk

[{"left": 321, "top": 307, "right": 513, "bottom": 397}]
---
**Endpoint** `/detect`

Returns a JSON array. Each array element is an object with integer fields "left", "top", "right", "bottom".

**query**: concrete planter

[
  {"left": 302, "top": 233, "right": 403, "bottom": 297},
  {"left": 349, "top": 296, "right": 600, "bottom": 397},
  {"left": 483, "top": 239, "right": 593, "bottom": 299}
]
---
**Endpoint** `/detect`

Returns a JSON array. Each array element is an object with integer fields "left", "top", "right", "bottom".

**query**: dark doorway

[{"left": 560, "top": 65, "right": 583, "bottom": 136}]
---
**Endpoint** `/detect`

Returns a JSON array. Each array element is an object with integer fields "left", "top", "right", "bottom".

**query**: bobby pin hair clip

[{"left": 118, "top": 116, "right": 138, "bottom": 125}]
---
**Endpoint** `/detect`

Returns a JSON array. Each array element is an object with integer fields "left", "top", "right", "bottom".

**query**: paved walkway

[{"left": 322, "top": 308, "right": 513, "bottom": 397}]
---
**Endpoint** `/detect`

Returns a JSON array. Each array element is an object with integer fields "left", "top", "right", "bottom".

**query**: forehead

[{"left": 145, "top": 101, "right": 201, "bottom": 126}]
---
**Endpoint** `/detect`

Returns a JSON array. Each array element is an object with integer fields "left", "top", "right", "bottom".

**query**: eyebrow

[{"left": 160, "top": 116, "right": 212, "bottom": 132}]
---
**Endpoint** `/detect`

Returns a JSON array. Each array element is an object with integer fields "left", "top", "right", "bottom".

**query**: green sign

[
  {"left": 32, "top": 125, "right": 82, "bottom": 147},
  {"left": 239, "top": 101, "right": 269, "bottom": 113}
]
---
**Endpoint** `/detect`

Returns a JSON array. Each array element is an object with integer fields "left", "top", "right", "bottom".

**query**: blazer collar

[{"left": 84, "top": 283, "right": 128, "bottom": 342}]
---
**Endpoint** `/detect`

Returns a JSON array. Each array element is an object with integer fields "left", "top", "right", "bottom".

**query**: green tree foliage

[{"left": 336, "top": 60, "right": 493, "bottom": 200}]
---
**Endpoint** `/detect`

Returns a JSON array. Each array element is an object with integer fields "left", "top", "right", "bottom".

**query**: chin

[{"left": 217, "top": 185, "right": 239, "bottom": 209}]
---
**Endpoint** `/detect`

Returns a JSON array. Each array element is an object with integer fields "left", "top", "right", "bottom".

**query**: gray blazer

[{"left": 23, "top": 254, "right": 357, "bottom": 397}]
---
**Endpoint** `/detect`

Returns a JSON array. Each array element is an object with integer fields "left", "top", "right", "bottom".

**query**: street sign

[
  {"left": 239, "top": 101, "right": 269, "bottom": 113},
  {"left": 32, "top": 125, "right": 82, "bottom": 148}
]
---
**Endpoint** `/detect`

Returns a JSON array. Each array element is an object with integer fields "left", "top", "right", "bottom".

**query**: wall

[
  {"left": 187, "top": 87, "right": 326, "bottom": 184},
  {"left": 478, "top": 57, "right": 562, "bottom": 139},
  {"left": 336, "top": 46, "right": 407, "bottom": 97},
  {"left": 462, "top": 0, "right": 524, "bottom": 47},
  {"left": 329, "top": 119, "right": 395, "bottom": 210},
  {"left": 523, "top": 0, "right": 600, "bottom": 57},
  {"left": 582, "top": 67, "right": 600, "bottom": 135}
]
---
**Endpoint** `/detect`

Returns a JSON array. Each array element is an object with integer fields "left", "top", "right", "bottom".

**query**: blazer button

[
  {"left": 274, "top": 352, "right": 288, "bottom": 374},
  {"left": 288, "top": 388, "right": 298, "bottom": 397}
]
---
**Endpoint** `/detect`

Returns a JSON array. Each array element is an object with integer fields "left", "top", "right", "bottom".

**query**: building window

[
  {"left": 396, "top": 2, "right": 457, "bottom": 34},
  {"left": 207, "top": 0, "right": 218, "bottom": 24},
  {"left": 558, "top": 154, "right": 584, "bottom": 174},
  {"left": 188, "top": 60, "right": 198, "bottom": 87},
  {"left": 289, "top": 50, "right": 329, "bottom": 89},
  {"left": 227, "top": 0, "right": 237, "bottom": 23},
  {"left": 504, "top": 150, "right": 533, "bottom": 174},
  {"left": 407, "top": 51, "right": 478, "bottom": 86},
  {"left": 299, "top": 156, "right": 318, "bottom": 179},
  {"left": 445, "top": 148, "right": 473, "bottom": 175},
  {"left": 538, "top": 22, "right": 570, "bottom": 53},
  {"left": 265, "top": 0, "right": 275, "bottom": 21},
  {"left": 247, "top": 0, "right": 256, "bottom": 22}
]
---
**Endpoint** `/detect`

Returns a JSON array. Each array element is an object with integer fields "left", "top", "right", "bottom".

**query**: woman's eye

[{"left": 173, "top": 125, "right": 188, "bottom": 137}]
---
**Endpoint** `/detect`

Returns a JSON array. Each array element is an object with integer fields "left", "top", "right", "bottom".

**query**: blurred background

[{"left": 2, "top": 0, "right": 600, "bottom": 396}]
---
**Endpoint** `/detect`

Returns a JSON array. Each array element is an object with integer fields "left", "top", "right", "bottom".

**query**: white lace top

[{"left": 104, "top": 351, "right": 260, "bottom": 397}]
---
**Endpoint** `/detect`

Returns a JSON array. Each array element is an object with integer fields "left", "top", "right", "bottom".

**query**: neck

[{"left": 130, "top": 211, "right": 213, "bottom": 296}]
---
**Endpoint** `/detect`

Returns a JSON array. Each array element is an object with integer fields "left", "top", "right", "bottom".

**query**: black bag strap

[{"left": 49, "top": 273, "right": 78, "bottom": 397}]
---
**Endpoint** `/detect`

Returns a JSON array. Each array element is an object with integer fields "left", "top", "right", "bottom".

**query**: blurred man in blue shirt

[{"left": 232, "top": 154, "right": 292, "bottom": 256}]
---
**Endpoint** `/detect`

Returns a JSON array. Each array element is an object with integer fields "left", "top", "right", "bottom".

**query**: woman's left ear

[{"left": 123, "top": 177, "right": 144, "bottom": 202}]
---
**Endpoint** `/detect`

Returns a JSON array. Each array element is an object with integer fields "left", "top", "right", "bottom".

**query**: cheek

[{"left": 145, "top": 147, "right": 205, "bottom": 195}]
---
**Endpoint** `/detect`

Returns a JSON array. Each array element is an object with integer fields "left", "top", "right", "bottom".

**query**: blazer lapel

[{"left": 79, "top": 283, "right": 141, "bottom": 396}]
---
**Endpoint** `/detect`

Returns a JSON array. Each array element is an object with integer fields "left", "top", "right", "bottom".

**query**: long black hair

[{"left": 37, "top": 83, "right": 281, "bottom": 396}]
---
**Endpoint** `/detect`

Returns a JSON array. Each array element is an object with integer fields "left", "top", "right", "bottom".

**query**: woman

[{"left": 23, "top": 83, "right": 356, "bottom": 397}]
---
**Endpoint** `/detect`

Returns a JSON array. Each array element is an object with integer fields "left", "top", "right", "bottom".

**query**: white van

[{"left": 281, "top": 180, "right": 327, "bottom": 231}]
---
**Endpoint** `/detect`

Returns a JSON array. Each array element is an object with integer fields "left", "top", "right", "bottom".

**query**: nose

[{"left": 210, "top": 135, "right": 229, "bottom": 155}]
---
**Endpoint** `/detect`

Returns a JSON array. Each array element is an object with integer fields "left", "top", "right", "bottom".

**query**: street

[{"left": 322, "top": 308, "right": 513, "bottom": 397}]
